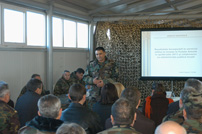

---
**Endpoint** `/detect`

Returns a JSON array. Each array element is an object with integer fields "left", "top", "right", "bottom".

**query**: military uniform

[
  {"left": 182, "top": 119, "right": 202, "bottom": 134},
  {"left": 70, "top": 71, "right": 85, "bottom": 86},
  {"left": 97, "top": 125, "right": 141, "bottom": 134},
  {"left": 0, "top": 100, "right": 20, "bottom": 134},
  {"left": 163, "top": 108, "right": 184, "bottom": 125},
  {"left": 54, "top": 77, "right": 72, "bottom": 96},
  {"left": 181, "top": 88, "right": 202, "bottom": 134},
  {"left": 83, "top": 57, "right": 118, "bottom": 105}
]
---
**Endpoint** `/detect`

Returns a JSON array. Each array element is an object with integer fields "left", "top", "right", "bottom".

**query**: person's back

[
  {"left": 60, "top": 84, "right": 102, "bottom": 134},
  {"left": 18, "top": 94, "right": 63, "bottom": 134},
  {"left": 92, "top": 83, "right": 118, "bottom": 129},
  {"left": 143, "top": 83, "right": 173, "bottom": 127},
  {"left": 15, "top": 78, "right": 42, "bottom": 127},
  {"left": 98, "top": 98, "right": 141, "bottom": 134},
  {"left": 150, "top": 92, "right": 170, "bottom": 127}
]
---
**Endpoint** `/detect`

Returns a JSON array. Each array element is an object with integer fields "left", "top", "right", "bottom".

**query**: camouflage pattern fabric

[
  {"left": 0, "top": 100, "right": 20, "bottom": 134},
  {"left": 54, "top": 77, "right": 72, "bottom": 96},
  {"left": 182, "top": 90, "right": 202, "bottom": 133},
  {"left": 70, "top": 71, "right": 85, "bottom": 86},
  {"left": 83, "top": 57, "right": 118, "bottom": 107},
  {"left": 97, "top": 125, "right": 142, "bottom": 134},
  {"left": 182, "top": 119, "right": 202, "bottom": 134},
  {"left": 162, "top": 108, "right": 184, "bottom": 125},
  {"left": 17, "top": 84, "right": 47, "bottom": 100}
]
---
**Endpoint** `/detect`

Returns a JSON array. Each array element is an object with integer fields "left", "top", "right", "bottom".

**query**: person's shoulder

[
  {"left": 18, "top": 126, "right": 38, "bottom": 134},
  {"left": 89, "top": 60, "right": 97, "bottom": 66},
  {"left": 0, "top": 102, "right": 17, "bottom": 116}
]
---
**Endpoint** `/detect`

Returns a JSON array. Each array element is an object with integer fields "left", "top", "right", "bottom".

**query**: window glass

[
  {"left": 53, "top": 17, "right": 63, "bottom": 47},
  {"left": 64, "top": 20, "right": 76, "bottom": 48},
  {"left": 77, "top": 23, "right": 88, "bottom": 48},
  {"left": 4, "top": 9, "right": 24, "bottom": 43},
  {"left": 27, "top": 11, "right": 45, "bottom": 46}
]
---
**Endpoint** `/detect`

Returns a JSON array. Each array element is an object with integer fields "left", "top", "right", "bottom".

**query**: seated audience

[
  {"left": 15, "top": 78, "right": 42, "bottom": 127},
  {"left": 92, "top": 83, "right": 119, "bottom": 129},
  {"left": 56, "top": 123, "right": 86, "bottom": 134},
  {"left": 19, "top": 94, "right": 63, "bottom": 133},
  {"left": 113, "top": 82, "right": 125, "bottom": 97},
  {"left": 98, "top": 98, "right": 141, "bottom": 134},
  {"left": 105, "top": 87, "right": 155, "bottom": 134},
  {"left": 0, "top": 81, "right": 20, "bottom": 134},
  {"left": 54, "top": 70, "right": 72, "bottom": 96},
  {"left": 71, "top": 68, "right": 85, "bottom": 86},
  {"left": 142, "top": 83, "right": 174, "bottom": 127},
  {"left": 181, "top": 86, "right": 202, "bottom": 133},
  {"left": 163, "top": 78, "right": 202, "bottom": 125},
  {"left": 155, "top": 121, "right": 187, "bottom": 134},
  {"left": 17, "top": 74, "right": 48, "bottom": 99},
  {"left": 60, "top": 84, "right": 102, "bottom": 134}
]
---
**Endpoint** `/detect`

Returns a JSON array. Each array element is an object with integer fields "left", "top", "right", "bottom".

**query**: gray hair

[
  {"left": 56, "top": 123, "right": 86, "bottom": 134},
  {"left": 0, "top": 81, "right": 9, "bottom": 98},
  {"left": 111, "top": 98, "right": 135, "bottom": 125},
  {"left": 37, "top": 94, "right": 61, "bottom": 119}
]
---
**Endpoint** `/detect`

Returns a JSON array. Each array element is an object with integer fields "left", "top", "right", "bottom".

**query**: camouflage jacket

[
  {"left": 83, "top": 57, "right": 118, "bottom": 85},
  {"left": 18, "top": 116, "right": 63, "bottom": 134},
  {"left": 182, "top": 119, "right": 202, "bottom": 134},
  {"left": 0, "top": 100, "right": 20, "bottom": 134},
  {"left": 54, "top": 77, "right": 72, "bottom": 96},
  {"left": 97, "top": 125, "right": 142, "bottom": 134},
  {"left": 17, "top": 84, "right": 47, "bottom": 100},
  {"left": 70, "top": 71, "right": 85, "bottom": 86},
  {"left": 162, "top": 108, "right": 184, "bottom": 125}
]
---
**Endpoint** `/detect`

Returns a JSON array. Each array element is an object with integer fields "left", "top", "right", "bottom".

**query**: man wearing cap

[{"left": 181, "top": 86, "right": 202, "bottom": 133}]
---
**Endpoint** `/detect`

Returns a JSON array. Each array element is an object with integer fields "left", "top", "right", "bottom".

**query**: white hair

[
  {"left": 37, "top": 94, "right": 61, "bottom": 119},
  {"left": 0, "top": 81, "right": 9, "bottom": 98},
  {"left": 56, "top": 123, "right": 86, "bottom": 134}
]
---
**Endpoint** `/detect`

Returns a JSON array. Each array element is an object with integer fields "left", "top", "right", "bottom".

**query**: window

[
  {"left": 64, "top": 20, "right": 76, "bottom": 48},
  {"left": 77, "top": 23, "right": 88, "bottom": 48},
  {"left": 4, "top": 8, "right": 24, "bottom": 43},
  {"left": 53, "top": 17, "right": 63, "bottom": 47},
  {"left": 53, "top": 17, "right": 89, "bottom": 49},
  {"left": 27, "top": 11, "right": 45, "bottom": 46}
]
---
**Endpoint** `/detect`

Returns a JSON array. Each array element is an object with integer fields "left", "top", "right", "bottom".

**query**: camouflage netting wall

[{"left": 94, "top": 19, "right": 202, "bottom": 105}]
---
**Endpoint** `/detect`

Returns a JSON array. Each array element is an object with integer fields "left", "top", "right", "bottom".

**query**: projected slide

[{"left": 141, "top": 29, "right": 202, "bottom": 78}]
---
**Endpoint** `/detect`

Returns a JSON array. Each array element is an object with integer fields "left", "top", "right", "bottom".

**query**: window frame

[
  {"left": 1, "top": 4, "right": 46, "bottom": 48},
  {"left": 53, "top": 15, "right": 89, "bottom": 49}
]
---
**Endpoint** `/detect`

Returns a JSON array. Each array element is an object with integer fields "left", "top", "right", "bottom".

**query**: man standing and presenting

[{"left": 83, "top": 47, "right": 118, "bottom": 105}]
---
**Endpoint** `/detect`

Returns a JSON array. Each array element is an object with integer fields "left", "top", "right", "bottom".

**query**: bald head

[{"left": 155, "top": 121, "right": 187, "bottom": 134}]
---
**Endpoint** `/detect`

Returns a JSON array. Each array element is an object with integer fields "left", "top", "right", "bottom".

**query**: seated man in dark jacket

[
  {"left": 105, "top": 87, "right": 155, "bottom": 134},
  {"left": 19, "top": 94, "right": 63, "bottom": 133},
  {"left": 60, "top": 84, "right": 102, "bottom": 134},
  {"left": 15, "top": 78, "right": 43, "bottom": 127}
]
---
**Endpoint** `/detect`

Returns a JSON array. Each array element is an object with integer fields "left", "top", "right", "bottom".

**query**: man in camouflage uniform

[
  {"left": 98, "top": 98, "right": 141, "bottom": 134},
  {"left": 54, "top": 70, "right": 72, "bottom": 96},
  {"left": 0, "top": 81, "right": 20, "bottom": 134},
  {"left": 18, "top": 94, "right": 63, "bottom": 133},
  {"left": 17, "top": 74, "right": 48, "bottom": 100},
  {"left": 181, "top": 86, "right": 202, "bottom": 133},
  {"left": 70, "top": 68, "right": 85, "bottom": 86},
  {"left": 83, "top": 47, "right": 118, "bottom": 106},
  {"left": 163, "top": 78, "right": 202, "bottom": 125}
]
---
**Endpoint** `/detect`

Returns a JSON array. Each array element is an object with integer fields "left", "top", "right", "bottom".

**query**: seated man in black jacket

[
  {"left": 60, "top": 84, "right": 102, "bottom": 134},
  {"left": 105, "top": 87, "right": 155, "bottom": 134},
  {"left": 18, "top": 94, "right": 63, "bottom": 133}
]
